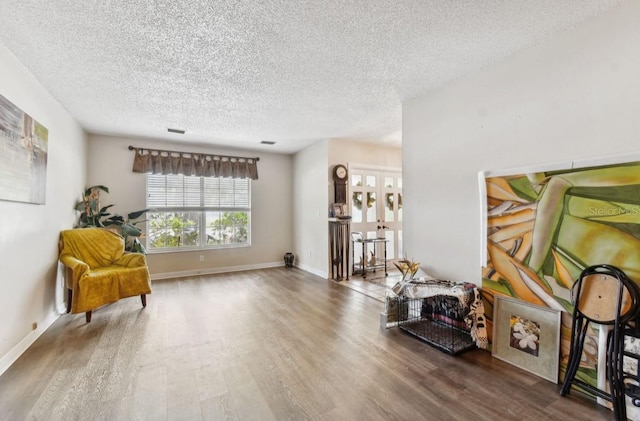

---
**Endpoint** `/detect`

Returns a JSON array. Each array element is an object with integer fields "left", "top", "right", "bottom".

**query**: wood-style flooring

[{"left": 0, "top": 268, "right": 611, "bottom": 420}]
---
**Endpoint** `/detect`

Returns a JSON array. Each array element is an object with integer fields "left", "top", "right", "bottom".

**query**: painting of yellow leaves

[{"left": 482, "top": 161, "right": 640, "bottom": 387}]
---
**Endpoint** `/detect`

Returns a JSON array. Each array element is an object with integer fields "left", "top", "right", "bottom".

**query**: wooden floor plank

[
  {"left": 0, "top": 267, "right": 613, "bottom": 420},
  {"left": 223, "top": 364, "right": 277, "bottom": 421},
  {"left": 131, "top": 365, "right": 168, "bottom": 420}
]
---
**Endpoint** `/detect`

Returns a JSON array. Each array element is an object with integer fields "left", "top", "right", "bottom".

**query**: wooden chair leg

[
  {"left": 85, "top": 311, "right": 92, "bottom": 323},
  {"left": 66, "top": 289, "right": 72, "bottom": 313},
  {"left": 141, "top": 294, "right": 147, "bottom": 308}
]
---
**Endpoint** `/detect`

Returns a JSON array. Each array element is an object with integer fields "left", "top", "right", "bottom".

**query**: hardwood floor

[{"left": 0, "top": 268, "right": 611, "bottom": 420}]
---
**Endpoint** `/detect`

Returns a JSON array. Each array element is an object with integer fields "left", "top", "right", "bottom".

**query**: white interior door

[
  {"left": 380, "top": 171, "right": 403, "bottom": 258},
  {"left": 349, "top": 167, "right": 402, "bottom": 265}
]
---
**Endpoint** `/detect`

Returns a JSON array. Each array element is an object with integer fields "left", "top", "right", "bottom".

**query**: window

[{"left": 146, "top": 174, "right": 251, "bottom": 251}]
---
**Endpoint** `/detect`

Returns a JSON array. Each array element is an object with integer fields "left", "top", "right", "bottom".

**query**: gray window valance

[{"left": 130, "top": 146, "right": 259, "bottom": 180}]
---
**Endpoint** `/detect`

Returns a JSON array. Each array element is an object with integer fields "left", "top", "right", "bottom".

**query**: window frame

[{"left": 145, "top": 174, "right": 251, "bottom": 253}]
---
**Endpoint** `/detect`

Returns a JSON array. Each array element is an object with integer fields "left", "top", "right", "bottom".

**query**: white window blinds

[{"left": 147, "top": 174, "right": 250, "bottom": 209}]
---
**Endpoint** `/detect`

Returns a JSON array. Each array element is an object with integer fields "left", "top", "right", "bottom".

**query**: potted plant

[{"left": 75, "top": 185, "right": 150, "bottom": 253}]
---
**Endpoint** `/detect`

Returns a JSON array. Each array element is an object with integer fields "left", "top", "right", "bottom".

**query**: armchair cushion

[{"left": 59, "top": 228, "right": 151, "bottom": 314}]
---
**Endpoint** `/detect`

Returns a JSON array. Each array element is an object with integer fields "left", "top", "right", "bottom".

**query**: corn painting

[{"left": 482, "top": 161, "right": 640, "bottom": 388}]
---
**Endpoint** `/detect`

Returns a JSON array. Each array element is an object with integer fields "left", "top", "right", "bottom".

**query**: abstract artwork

[
  {"left": 0, "top": 93, "right": 48, "bottom": 204},
  {"left": 480, "top": 158, "right": 640, "bottom": 391}
]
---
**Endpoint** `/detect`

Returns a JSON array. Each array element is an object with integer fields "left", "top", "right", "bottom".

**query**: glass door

[
  {"left": 349, "top": 167, "right": 402, "bottom": 268},
  {"left": 380, "top": 171, "right": 403, "bottom": 259}
]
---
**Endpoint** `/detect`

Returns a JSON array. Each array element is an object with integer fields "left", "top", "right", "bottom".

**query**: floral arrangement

[{"left": 394, "top": 256, "right": 420, "bottom": 281}]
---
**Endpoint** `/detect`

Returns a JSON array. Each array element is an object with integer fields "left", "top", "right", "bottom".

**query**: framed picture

[
  {"left": 332, "top": 203, "right": 343, "bottom": 217},
  {"left": 492, "top": 296, "right": 561, "bottom": 383},
  {"left": 0, "top": 93, "right": 48, "bottom": 204}
]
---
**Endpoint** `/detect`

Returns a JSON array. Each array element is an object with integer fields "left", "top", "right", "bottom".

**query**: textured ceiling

[{"left": 0, "top": 1, "right": 624, "bottom": 153}]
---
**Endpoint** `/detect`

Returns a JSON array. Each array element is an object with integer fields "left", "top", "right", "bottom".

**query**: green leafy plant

[{"left": 74, "top": 185, "right": 150, "bottom": 253}]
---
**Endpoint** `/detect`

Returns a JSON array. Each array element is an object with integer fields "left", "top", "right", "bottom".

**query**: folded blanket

[
  {"left": 59, "top": 228, "right": 151, "bottom": 314},
  {"left": 60, "top": 228, "right": 124, "bottom": 269}
]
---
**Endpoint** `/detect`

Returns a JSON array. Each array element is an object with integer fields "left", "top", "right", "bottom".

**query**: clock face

[{"left": 334, "top": 164, "right": 348, "bottom": 181}]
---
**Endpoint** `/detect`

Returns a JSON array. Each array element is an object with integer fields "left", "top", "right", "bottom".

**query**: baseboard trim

[
  {"left": 295, "top": 263, "right": 328, "bottom": 279},
  {"left": 150, "top": 262, "right": 329, "bottom": 281},
  {"left": 150, "top": 261, "right": 286, "bottom": 281},
  {"left": 0, "top": 309, "right": 60, "bottom": 377}
]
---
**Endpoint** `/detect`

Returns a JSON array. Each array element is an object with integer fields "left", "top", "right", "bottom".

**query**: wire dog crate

[{"left": 397, "top": 295, "right": 477, "bottom": 355}]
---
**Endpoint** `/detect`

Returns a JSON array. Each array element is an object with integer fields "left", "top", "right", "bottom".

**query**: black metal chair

[
  {"left": 560, "top": 264, "right": 640, "bottom": 420},
  {"left": 623, "top": 317, "right": 640, "bottom": 410}
]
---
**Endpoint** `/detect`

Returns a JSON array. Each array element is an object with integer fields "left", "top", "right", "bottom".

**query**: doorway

[{"left": 349, "top": 166, "right": 403, "bottom": 272}]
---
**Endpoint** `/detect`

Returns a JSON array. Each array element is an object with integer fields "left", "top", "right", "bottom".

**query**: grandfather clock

[
  {"left": 330, "top": 164, "right": 350, "bottom": 280},
  {"left": 333, "top": 164, "right": 348, "bottom": 204}
]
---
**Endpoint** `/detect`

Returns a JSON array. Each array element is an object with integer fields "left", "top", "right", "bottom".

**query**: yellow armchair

[{"left": 59, "top": 228, "right": 151, "bottom": 322}]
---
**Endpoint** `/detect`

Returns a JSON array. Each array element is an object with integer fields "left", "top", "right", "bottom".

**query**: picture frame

[
  {"left": 492, "top": 296, "right": 561, "bottom": 383},
  {"left": 332, "top": 203, "right": 343, "bottom": 217},
  {"left": 0, "top": 93, "right": 48, "bottom": 204},
  {"left": 331, "top": 202, "right": 350, "bottom": 219}
]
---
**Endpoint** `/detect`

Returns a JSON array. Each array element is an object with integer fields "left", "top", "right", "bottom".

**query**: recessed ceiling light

[
  {"left": 167, "top": 128, "right": 185, "bottom": 134},
  {"left": 261, "top": 140, "right": 276, "bottom": 145}
]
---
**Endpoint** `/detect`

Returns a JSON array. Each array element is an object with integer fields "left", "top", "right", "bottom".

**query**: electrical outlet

[{"left": 199, "top": 255, "right": 204, "bottom": 262}]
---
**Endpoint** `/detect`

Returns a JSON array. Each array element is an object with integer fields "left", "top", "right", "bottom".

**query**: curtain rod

[{"left": 128, "top": 145, "right": 259, "bottom": 161}]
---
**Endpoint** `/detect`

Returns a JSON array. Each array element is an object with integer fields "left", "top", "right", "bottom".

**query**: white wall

[
  {"left": 328, "top": 139, "right": 402, "bottom": 170},
  {"left": 403, "top": 0, "right": 640, "bottom": 284},
  {"left": 87, "top": 134, "right": 294, "bottom": 278},
  {"left": 292, "top": 139, "right": 402, "bottom": 278},
  {"left": 0, "top": 42, "right": 86, "bottom": 372},
  {"left": 293, "top": 139, "right": 329, "bottom": 277}
]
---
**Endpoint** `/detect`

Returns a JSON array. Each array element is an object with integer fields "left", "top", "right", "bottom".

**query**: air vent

[
  {"left": 167, "top": 128, "right": 185, "bottom": 134},
  {"left": 261, "top": 140, "right": 276, "bottom": 145}
]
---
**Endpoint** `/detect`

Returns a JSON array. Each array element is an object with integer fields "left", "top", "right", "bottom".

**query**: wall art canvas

[
  {"left": 480, "top": 157, "right": 640, "bottom": 396},
  {"left": 492, "top": 296, "right": 561, "bottom": 383},
  {"left": 0, "top": 93, "right": 48, "bottom": 204}
]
